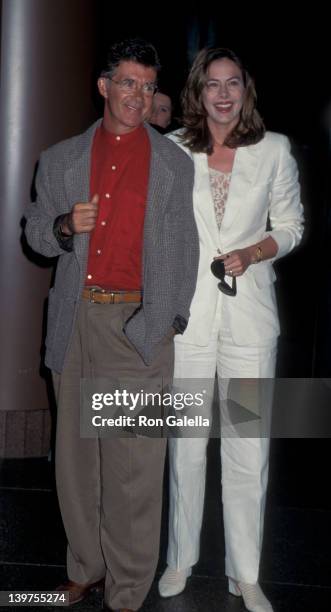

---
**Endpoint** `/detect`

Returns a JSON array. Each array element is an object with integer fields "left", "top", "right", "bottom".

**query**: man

[
  {"left": 25, "top": 38, "right": 198, "bottom": 612},
  {"left": 148, "top": 90, "right": 173, "bottom": 131}
]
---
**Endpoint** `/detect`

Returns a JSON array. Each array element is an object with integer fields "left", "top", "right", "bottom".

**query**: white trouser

[{"left": 167, "top": 304, "right": 277, "bottom": 584}]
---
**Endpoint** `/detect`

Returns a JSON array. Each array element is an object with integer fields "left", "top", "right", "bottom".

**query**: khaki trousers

[{"left": 53, "top": 299, "right": 174, "bottom": 610}]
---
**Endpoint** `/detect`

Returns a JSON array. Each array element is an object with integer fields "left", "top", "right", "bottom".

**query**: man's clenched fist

[{"left": 61, "top": 194, "right": 99, "bottom": 235}]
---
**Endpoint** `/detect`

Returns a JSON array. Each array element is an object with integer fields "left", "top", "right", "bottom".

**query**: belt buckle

[
  {"left": 89, "top": 287, "right": 106, "bottom": 304},
  {"left": 89, "top": 287, "right": 97, "bottom": 303},
  {"left": 109, "top": 292, "right": 115, "bottom": 304}
]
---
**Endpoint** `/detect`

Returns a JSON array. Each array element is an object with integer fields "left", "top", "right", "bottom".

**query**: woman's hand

[
  {"left": 216, "top": 247, "right": 253, "bottom": 276},
  {"left": 216, "top": 237, "right": 278, "bottom": 276}
]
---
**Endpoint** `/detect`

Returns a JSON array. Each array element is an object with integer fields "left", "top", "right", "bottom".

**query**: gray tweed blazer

[{"left": 25, "top": 120, "right": 199, "bottom": 373}]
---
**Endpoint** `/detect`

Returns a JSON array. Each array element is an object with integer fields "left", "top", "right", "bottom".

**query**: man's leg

[
  {"left": 53, "top": 302, "right": 106, "bottom": 584},
  {"left": 86, "top": 300, "right": 173, "bottom": 610},
  {"left": 101, "top": 436, "right": 166, "bottom": 610}
]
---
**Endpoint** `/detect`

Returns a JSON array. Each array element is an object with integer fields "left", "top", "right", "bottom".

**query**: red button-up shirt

[{"left": 86, "top": 123, "right": 150, "bottom": 290}]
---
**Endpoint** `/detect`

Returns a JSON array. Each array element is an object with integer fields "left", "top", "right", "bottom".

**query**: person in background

[
  {"left": 149, "top": 89, "right": 173, "bottom": 132},
  {"left": 159, "top": 47, "right": 304, "bottom": 612},
  {"left": 25, "top": 38, "right": 198, "bottom": 612}
]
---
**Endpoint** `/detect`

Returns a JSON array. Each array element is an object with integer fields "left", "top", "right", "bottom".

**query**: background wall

[{"left": 0, "top": 0, "right": 98, "bottom": 457}]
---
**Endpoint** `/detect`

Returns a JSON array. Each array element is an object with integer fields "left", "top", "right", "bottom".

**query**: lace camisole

[{"left": 209, "top": 167, "right": 231, "bottom": 230}]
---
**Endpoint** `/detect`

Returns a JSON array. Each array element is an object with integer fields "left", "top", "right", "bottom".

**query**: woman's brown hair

[{"left": 180, "top": 47, "right": 265, "bottom": 154}]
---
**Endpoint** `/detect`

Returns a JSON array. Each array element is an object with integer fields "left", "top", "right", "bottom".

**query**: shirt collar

[{"left": 99, "top": 121, "right": 146, "bottom": 145}]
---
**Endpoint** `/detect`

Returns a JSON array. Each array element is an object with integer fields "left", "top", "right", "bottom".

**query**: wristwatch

[{"left": 53, "top": 214, "right": 74, "bottom": 252}]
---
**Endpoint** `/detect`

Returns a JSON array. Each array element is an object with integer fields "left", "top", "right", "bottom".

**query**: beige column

[{"left": 0, "top": 0, "right": 97, "bottom": 457}]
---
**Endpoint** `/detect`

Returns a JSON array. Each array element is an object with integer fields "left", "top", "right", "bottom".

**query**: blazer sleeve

[
  {"left": 24, "top": 151, "right": 73, "bottom": 258},
  {"left": 265, "top": 135, "right": 304, "bottom": 259},
  {"left": 172, "top": 159, "right": 199, "bottom": 330}
]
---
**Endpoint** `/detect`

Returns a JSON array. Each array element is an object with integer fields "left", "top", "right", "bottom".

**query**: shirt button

[
  {"left": 116, "top": 136, "right": 121, "bottom": 141},
  {"left": 101, "top": 221, "right": 106, "bottom": 226},
  {"left": 105, "top": 193, "right": 111, "bottom": 198},
  {"left": 97, "top": 249, "right": 102, "bottom": 255},
  {"left": 87, "top": 274, "right": 92, "bottom": 280},
  {"left": 111, "top": 165, "right": 116, "bottom": 170}
]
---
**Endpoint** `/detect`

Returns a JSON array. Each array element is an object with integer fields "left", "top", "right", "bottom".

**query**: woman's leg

[
  {"left": 167, "top": 436, "right": 209, "bottom": 569},
  {"left": 166, "top": 337, "right": 217, "bottom": 570},
  {"left": 217, "top": 332, "right": 277, "bottom": 583}
]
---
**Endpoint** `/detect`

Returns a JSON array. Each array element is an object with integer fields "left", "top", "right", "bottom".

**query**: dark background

[{"left": 93, "top": 1, "right": 331, "bottom": 378}]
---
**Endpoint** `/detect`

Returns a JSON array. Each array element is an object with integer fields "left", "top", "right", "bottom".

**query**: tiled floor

[{"left": 0, "top": 440, "right": 330, "bottom": 611}]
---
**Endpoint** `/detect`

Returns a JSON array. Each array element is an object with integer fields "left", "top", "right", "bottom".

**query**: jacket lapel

[
  {"left": 193, "top": 153, "right": 220, "bottom": 248},
  {"left": 144, "top": 126, "right": 175, "bottom": 241},
  {"left": 64, "top": 120, "right": 101, "bottom": 262},
  {"left": 191, "top": 143, "right": 261, "bottom": 250},
  {"left": 220, "top": 143, "right": 260, "bottom": 232}
]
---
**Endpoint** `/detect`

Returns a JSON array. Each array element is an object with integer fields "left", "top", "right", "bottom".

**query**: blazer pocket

[{"left": 249, "top": 264, "right": 276, "bottom": 289}]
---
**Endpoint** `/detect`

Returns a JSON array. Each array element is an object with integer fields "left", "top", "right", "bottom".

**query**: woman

[{"left": 159, "top": 48, "right": 304, "bottom": 612}]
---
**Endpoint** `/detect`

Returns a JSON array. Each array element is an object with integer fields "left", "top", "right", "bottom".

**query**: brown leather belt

[{"left": 82, "top": 287, "right": 142, "bottom": 304}]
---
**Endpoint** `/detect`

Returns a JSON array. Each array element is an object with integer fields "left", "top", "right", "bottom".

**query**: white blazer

[{"left": 167, "top": 131, "right": 304, "bottom": 347}]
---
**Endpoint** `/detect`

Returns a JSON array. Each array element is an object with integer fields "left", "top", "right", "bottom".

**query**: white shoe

[
  {"left": 158, "top": 566, "right": 192, "bottom": 597},
  {"left": 228, "top": 577, "right": 273, "bottom": 611}
]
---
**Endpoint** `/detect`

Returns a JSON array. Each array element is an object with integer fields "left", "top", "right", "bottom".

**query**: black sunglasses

[{"left": 210, "top": 259, "right": 237, "bottom": 296}]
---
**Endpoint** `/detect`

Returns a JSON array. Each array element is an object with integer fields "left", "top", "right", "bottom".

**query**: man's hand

[{"left": 61, "top": 194, "right": 99, "bottom": 235}]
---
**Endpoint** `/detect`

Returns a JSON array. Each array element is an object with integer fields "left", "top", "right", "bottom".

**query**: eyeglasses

[
  {"left": 105, "top": 76, "right": 157, "bottom": 96},
  {"left": 210, "top": 259, "right": 237, "bottom": 296}
]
